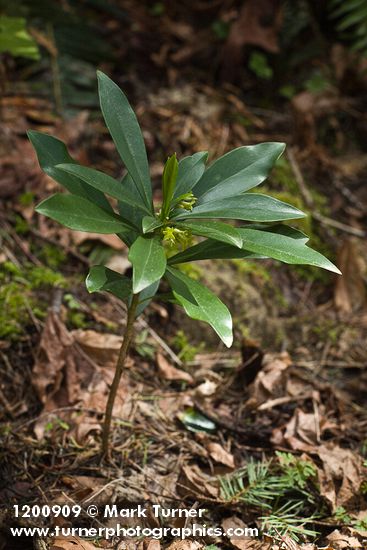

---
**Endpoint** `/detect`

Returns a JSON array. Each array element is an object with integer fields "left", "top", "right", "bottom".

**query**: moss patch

[{"left": 0, "top": 261, "right": 66, "bottom": 340}]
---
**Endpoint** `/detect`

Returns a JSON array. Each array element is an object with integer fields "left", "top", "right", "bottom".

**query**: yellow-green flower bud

[{"left": 177, "top": 192, "right": 197, "bottom": 211}]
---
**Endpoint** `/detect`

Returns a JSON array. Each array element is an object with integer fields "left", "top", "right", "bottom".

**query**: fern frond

[{"left": 330, "top": 0, "right": 367, "bottom": 56}]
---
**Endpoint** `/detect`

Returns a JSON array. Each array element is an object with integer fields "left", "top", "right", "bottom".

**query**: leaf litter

[
  {"left": 6, "top": 307, "right": 365, "bottom": 549},
  {"left": 32, "top": 310, "right": 135, "bottom": 441}
]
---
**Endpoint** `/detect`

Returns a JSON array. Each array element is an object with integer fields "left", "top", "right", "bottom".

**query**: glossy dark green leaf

[
  {"left": 116, "top": 226, "right": 139, "bottom": 248},
  {"left": 56, "top": 164, "right": 151, "bottom": 216},
  {"left": 27, "top": 130, "right": 112, "bottom": 212},
  {"left": 36, "top": 194, "right": 130, "bottom": 234},
  {"left": 168, "top": 240, "right": 263, "bottom": 264},
  {"left": 128, "top": 236, "right": 167, "bottom": 293},
  {"left": 178, "top": 407, "right": 216, "bottom": 433},
  {"left": 174, "top": 194, "right": 306, "bottom": 222},
  {"left": 142, "top": 216, "right": 163, "bottom": 234},
  {"left": 165, "top": 267, "right": 233, "bottom": 347},
  {"left": 117, "top": 172, "right": 147, "bottom": 234},
  {"left": 238, "top": 227, "right": 341, "bottom": 273},
  {"left": 174, "top": 151, "right": 208, "bottom": 198},
  {"left": 260, "top": 224, "right": 309, "bottom": 243},
  {"left": 161, "top": 154, "right": 178, "bottom": 219},
  {"left": 176, "top": 220, "right": 243, "bottom": 248},
  {"left": 134, "top": 280, "right": 160, "bottom": 317},
  {"left": 194, "top": 142, "right": 285, "bottom": 203},
  {"left": 168, "top": 224, "right": 308, "bottom": 264},
  {"left": 97, "top": 71, "right": 152, "bottom": 209},
  {"left": 117, "top": 173, "right": 155, "bottom": 243},
  {"left": 86, "top": 265, "right": 131, "bottom": 301},
  {"left": 169, "top": 224, "right": 340, "bottom": 273}
]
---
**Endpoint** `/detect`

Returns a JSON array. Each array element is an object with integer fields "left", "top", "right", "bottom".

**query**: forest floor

[{"left": 1, "top": 2, "right": 367, "bottom": 550}]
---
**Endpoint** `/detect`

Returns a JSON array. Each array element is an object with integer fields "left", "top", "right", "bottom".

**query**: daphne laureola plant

[{"left": 28, "top": 71, "right": 340, "bottom": 455}]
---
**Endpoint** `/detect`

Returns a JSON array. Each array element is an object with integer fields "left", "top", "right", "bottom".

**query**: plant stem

[
  {"left": 47, "top": 23, "right": 63, "bottom": 116},
  {"left": 101, "top": 292, "right": 140, "bottom": 456}
]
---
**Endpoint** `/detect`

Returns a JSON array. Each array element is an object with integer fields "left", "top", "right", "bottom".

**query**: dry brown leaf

[
  {"left": 72, "top": 329, "right": 122, "bottom": 365},
  {"left": 326, "top": 529, "right": 363, "bottom": 549},
  {"left": 334, "top": 153, "right": 367, "bottom": 179},
  {"left": 75, "top": 369, "right": 133, "bottom": 442},
  {"left": 33, "top": 312, "right": 134, "bottom": 441},
  {"left": 274, "top": 410, "right": 319, "bottom": 452},
  {"left": 51, "top": 536, "right": 99, "bottom": 549},
  {"left": 177, "top": 464, "right": 218, "bottom": 499},
  {"left": 0, "top": 137, "right": 41, "bottom": 199},
  {"left": 33, "top": 311, "right": 94, "bottom": 407},
  {"left": 291, "top": 90, "right": 344, "bottom": 151},
  {"left": 33, "top": 311, "right": 73, "bottom": 404},
  {"left": 156, "top": 352, "right": 193, "bottom": 383},
  {"left": 206, "top": 442, "right": 235, "bottom": 468},
  {"left": 317, "top": 444, "right": 363, "bottom": 510},
  {"left": 221, "top": 517, "right": 261, "bottom": 550},
  {"left": 274, "top": 536, "right": 301, "bottom": 550},
  {"left": 221, "top": 0, "right": 282, "bottom": 81},
  {"left": 61, "top": 475, "right": 114, "bottom": 504},
  {"left": 285, "top": 373, "right": 314, "bottom": 397},
  {"left": 246, "top": 353, "right": 291, "bottom": 408},
  {"left": 142, "top": 540, "right": 160, "bottom": 550},
  {"left": 334, "top": 239, "right": 366, "bottom": 313},
  {"left": 116, "top": 541, "right": 138, "bottom": 550},
  {"left": 105, "top": 254, "right": 131, "bottom": 273},
  {"left": 165, "top": 541, "right": 202, "bottom": 550},
  {"left": 159, "top": 393, "right": 193, "bottom": 418},
  {"left": 71, "top": 231, "right": 126, "bottom": 250},
  {"left": 32, "top": 311, "right": 73, "bottom": 403},
  {"left": 195, "top": 379, "right": 217, "bottom": 397}
]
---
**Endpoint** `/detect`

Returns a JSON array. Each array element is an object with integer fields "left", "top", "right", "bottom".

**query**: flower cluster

[{"left": 162, "top": 226, "right": 192, "bottom": 249}]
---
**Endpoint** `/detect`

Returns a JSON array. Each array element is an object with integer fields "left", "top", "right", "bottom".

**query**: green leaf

[
  {"left": 56, "top": 164, "right": 151, "bottom": 217},
  {"left": 174, "top": 151, "right": 208, "bottom": 198},
  {"left": 27, "top": 131, "right": 112, "bottom": 212},
  {"left": 238, "top": 227, "right": 341, "bottom": 273},
  {"left": 0, "top": 16, "right": 40, "bottom": 60},
  {"left": 178, "top": 407, "right": 216, "bottom": 433},
  {"left": 116, "top": 226, "right": 139, "bottom": 248},
  {"left": 86, "top": 265, "right": 131, "bottom": 301},
  {"left": 97, "top": 71, "right": 152, "bottom": 209},
  {"left": 168, "top": 224, "right": 308, "bottom": 264},
  {"left": 142, "top": 216, "right": 163, "bottom": 233},
  {"left": 165, "top": 267, "right": 233, "bottom": 347},
  {"left": 169, "top": 224, "right": 340, "bottom": 274},
  {"left": 263, "top": 224, "right": 309, "bottom": 243},
  {"left": 161, "top": 153, "right": 178, "bottom": 218},
  {"left": 168, "top": 240, "right": 263, "bottom": 264},
  {"left": 118, "top": 172, "right": 148, "bottom": 235},
  {"left": 176, "top": 220, "right": 243, "bottom": 248},
  {"left": 193, "top": 143, "right": 285, "bottom": 203},
  {"left": 128, "top": 236, "right": 167, "bottom": 293},
  {"left": 134, "top": 280, "right": 160, "bottom": 317},
  {"left": 36, "top": 194, "right": 131, "bottom": 234},
  {"left": 116, "top": 173, "right": 155, "bottom": 244},
  {"left": 175, "top": 194, "right": 306, "bottom": 222}
]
